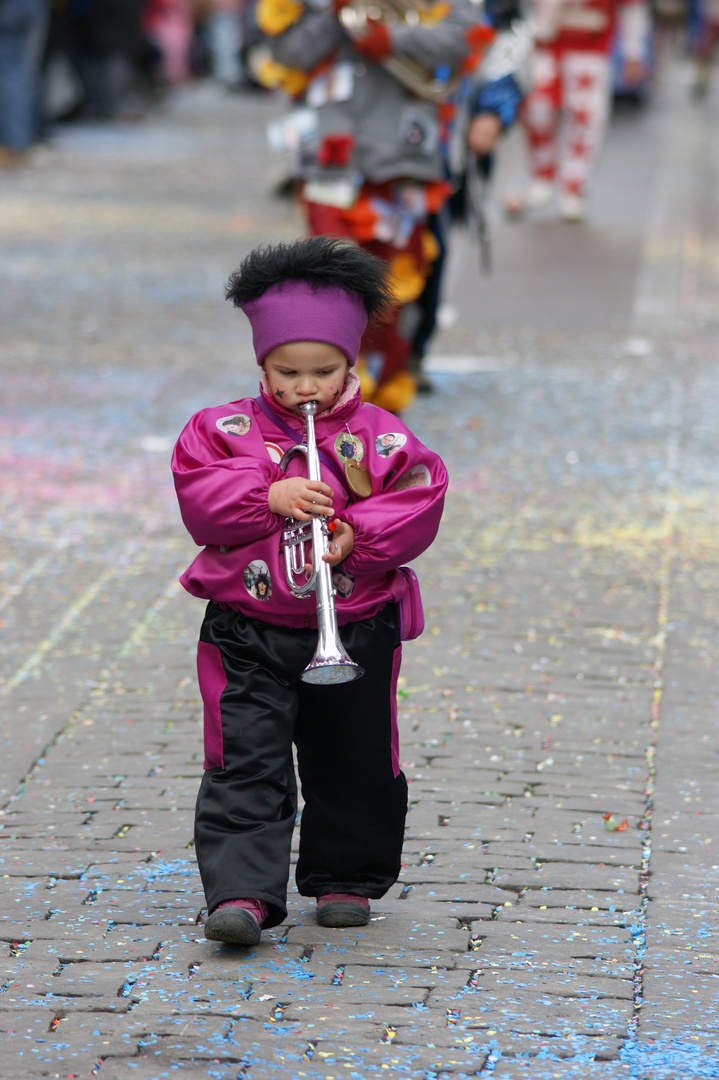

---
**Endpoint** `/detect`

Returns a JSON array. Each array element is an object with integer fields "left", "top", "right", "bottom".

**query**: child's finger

[
  {"left": 308, "top": 480, "right": 333, "bottom": 498},
  {"left": 306, "top": 486, "right": 333, "bottom": 505},
  {"left": 293, "top": 501, "right": 333, "bottom": 520},
  {"left": 322, "top": 539, "right": 343, "bottom": 564}
]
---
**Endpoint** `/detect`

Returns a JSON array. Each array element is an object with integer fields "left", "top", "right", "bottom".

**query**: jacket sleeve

[
  {"left": 390, "top": 0, "right": 477, "bottom": 70},
  {"left": 270, "top": 9, "right": 345, "bottom": 70},
  {"left": 472, "top": 13, "right": 533, "bottom": 109},
  {"left": 172, "top": 412, "right": 284, "bottom": 548},
  {"left": 338, "top": 428, "right": 448, "bottom": 574}
]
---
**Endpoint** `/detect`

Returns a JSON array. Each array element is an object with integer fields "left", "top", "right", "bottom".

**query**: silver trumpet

[{"left": 280, "top": 401, "right": 364, "bottom": 685}]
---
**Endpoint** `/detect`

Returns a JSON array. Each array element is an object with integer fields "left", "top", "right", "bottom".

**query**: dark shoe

[
  {"left": 316, "top": 893, "right": 370, "bottom": 927},
  {"left": 415, "top": 370, "right": 434, "bottom": 394},
  {"left": 407, "top": 352, "right": 434, "bottom": 395},
  {"left": 203, "top": 898, "right": 267, "bottom": 945}
]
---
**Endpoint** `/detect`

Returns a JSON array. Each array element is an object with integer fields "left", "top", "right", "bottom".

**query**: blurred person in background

[
  {"left": 0, "top": 0, "right": 49, "bottom": 163},
  {"left": 505, "top": 0, "right": 651, "bottom": 221},
  {"left": 70, "top": 0, "right": 145, "bottom": 119},
  {"left": 142, "top": 0, "right": 194, "bottom": 84},
  {"left": 201, "top": 0, "right": 244, "bottom": 86},
  {"left": 255, "top": 0, "right": 490, "bottom": 414},
  {"left": 649, "top": 0, "right": 687, "bottom": 78},
  {"left": 690, "top": 0, "right": 719, "bottom": 96},
  {"left": 42, "top": 0, "right": 165, "bottom": 124}
]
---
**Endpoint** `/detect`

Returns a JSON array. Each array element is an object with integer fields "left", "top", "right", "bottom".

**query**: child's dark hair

[{"left": 225, "top": 236, "right": 394, "bottom": 320}]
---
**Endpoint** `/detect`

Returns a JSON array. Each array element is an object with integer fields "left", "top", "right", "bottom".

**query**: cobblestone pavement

[{"left": 1, "top": 54, "right": 718, "bottom": 1080}]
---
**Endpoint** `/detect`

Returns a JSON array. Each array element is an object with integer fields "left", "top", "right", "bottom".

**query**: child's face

[{"left": 264, "top": 342, "right": 349, "bottom": 416}]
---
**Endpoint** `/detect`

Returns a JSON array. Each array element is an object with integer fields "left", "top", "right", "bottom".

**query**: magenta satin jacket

[{"left": 172, "top": 373, "right": 448, "bottom": 629}]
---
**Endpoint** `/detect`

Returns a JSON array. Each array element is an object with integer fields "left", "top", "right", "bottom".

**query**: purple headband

[{"left": 241, "top": 280, "right": 368, "bottom": 367}]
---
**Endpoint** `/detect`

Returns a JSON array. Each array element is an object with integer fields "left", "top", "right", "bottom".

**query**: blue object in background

[{"left": 612, "top": 23, "right": 655, "bottom": 99}]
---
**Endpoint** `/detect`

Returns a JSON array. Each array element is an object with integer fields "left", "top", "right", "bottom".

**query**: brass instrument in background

[
  {"left": 280, "top": 402, "right": 364, "bottom": 685},
  {"left": 339, "top": 0, "right": 463, "bottom": 102}
]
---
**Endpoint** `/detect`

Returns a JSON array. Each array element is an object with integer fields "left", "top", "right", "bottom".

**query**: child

[{"left": 172, "top": 236, "right": 448, "bottom": 945}]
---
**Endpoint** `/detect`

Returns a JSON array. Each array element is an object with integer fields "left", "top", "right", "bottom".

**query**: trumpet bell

[
  {"left": 301, "top": 616, "right": 364, "bottom": 683},
  {"left": 302, "top": 654, "right": 365, "bottom": 685}
]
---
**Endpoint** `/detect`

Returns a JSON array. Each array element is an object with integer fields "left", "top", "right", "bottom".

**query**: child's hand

[
  {"left": 467, "top": 112, "right": 502, "bottom": 156},
  {"left": 269, "top": 477, "right": 334, "bottom": 521},
  {"left": 323, "top": 519, "right": 354, "bottom": 566}
]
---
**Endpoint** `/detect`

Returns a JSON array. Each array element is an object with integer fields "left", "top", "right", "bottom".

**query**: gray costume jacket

[{"left": 267, "top": 0, "right": 482, "bottom": 188}]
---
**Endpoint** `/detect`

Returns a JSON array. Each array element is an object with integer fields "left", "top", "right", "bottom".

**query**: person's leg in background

[
  {"left": 205, "top": 3, "right": 243, "bottom": 86},
  {"left": 409, "top": 208, "right": 448, "bottom": 393},
  {"left": 557, "top": 47, "right": 611, "bottom": 220},
  {"left": 506, "top": 45, "right": 560, "bottom": 215},
  {"left": 0, "top": 0, "right": 49, "bottom": 160}
]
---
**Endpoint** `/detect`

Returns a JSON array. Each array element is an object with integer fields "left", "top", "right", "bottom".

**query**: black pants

[{"left": 194, "top": 602, "right": 408, "bottom": 928}]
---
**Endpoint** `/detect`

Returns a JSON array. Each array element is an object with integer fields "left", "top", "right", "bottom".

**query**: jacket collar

[{"left": 258, "top": 370, "right": 363, "bottom": 427}]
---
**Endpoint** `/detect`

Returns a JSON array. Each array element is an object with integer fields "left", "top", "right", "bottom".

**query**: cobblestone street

[{"left": 1, "top": 53, "right": 718, "bottom": 1079}]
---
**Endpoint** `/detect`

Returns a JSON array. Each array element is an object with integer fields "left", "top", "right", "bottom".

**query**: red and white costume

[{"left": 522, "top": 0, "right": 649, "bottom": 198}]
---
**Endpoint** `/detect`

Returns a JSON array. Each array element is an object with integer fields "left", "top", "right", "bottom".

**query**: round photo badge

[
  {"left": 394, "top": 464, "right": 430, "bottom": 491},
  {"left": 332, "top": 568, "right": 355, "bottom": 599},
  {"left": 375, "top": 432, "right": 407, "bottom": 458},
  {"left": 335, "top": 430, "right": 371, "bottom": 499},
  {"left": 217, "top": 413, "right": 252, "bottom": 437},
  {"left": 244, "top": 560, "right": 272, "bottom": 601}
]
